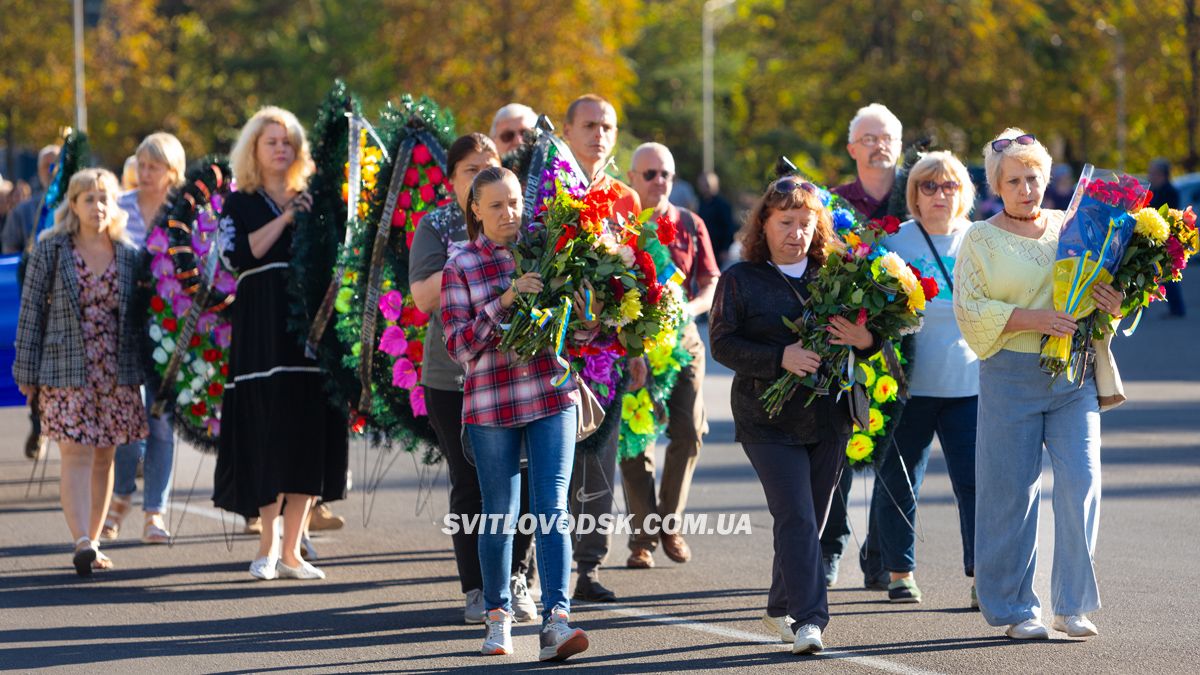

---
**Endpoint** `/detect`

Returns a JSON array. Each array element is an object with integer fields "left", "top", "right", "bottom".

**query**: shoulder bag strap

[{"left": 913, "top": 220, "right": 954, "bottom": 293}]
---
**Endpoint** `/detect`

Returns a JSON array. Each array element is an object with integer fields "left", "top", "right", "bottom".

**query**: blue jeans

[
  {"left": 468, "top": 406, "right": 575, "bottom": 621},
  {"left": 114, "top": 387, "right": 176, "bottom": 513},
  {"left": 861, "top": 396, "right": 977, "bottom": 578},
  {"left": 975, "top": 350, "right": 1102, "bottom": 626}
]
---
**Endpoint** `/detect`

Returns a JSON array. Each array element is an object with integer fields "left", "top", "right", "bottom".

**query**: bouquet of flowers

[
  {"left": 760, "top": 213, "right": 934, "bottom": 418},
  {"left": 1041, "top": 166, "right": 1149, "bottom": 379},
  {"left": 1111, "top": 204, "right": 1199, "bottom": 333}
]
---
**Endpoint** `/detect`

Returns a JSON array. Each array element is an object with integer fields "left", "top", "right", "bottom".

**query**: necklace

[{"left": 1002, "top": 207, "right": 1041, "bottom": 222}]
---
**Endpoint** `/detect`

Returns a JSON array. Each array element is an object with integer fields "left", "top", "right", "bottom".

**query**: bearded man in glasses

[
  {"left": 831, "top": 103, "right": 903, "bottom": 221},
  {"left": 620, "top": 143, "right": 721, "bottom": 571},
  {"left": 822, "top": 102, "right": 904, "bottom": 589}
]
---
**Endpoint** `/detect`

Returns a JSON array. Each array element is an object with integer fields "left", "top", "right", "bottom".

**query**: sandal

[
  {"left": 101, "top": 495, "right": 133, "bottom": 540},
  {"left": 92, "top": 550, "right": 114, "bottom": 570},
  {"left": 142, "top": 513, "right": 171, "bottom": 544},
  {"left": 72, "top": 537, "right": 96, "bottom": 577}
]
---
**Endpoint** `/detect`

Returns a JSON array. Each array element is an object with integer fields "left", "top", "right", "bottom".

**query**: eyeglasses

[
  {"left": 641, "top": 169, "right": 673, "bottom": 182},
  {"left": 990, "top": 133, "right": 1036, "bottom": 153},
  {"left": 918, "top": 180, "right": 961, "bottom": 196},
  {"left": 853, "top": 134, "right": 898, "bottom": 148},
  {"left": 496, "top": 128, "right": 530, "bottom": 144}
]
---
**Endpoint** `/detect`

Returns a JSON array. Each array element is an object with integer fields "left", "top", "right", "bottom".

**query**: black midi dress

[{"left": 212, "top": 190, "right": 348, "bottom": 518}]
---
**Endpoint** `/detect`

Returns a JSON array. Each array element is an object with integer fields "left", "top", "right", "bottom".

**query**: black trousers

[
  {"left": 426, "top": 386, "right": 535, "bottom": 593},
  {"left": 743, "top": 437, "right": 845, "bottom": 629}
]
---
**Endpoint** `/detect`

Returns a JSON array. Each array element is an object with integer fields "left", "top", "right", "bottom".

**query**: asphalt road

[{"left": 1, "top": 274, "right": 1198, "bottom": 674}]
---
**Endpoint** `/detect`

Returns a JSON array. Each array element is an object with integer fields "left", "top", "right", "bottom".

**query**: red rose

[
  {"left": 190, "top": 335, "right": 202, "bottom": 348},
  {"left": 208, "top": 382, "right": 224, "bottom": 398},
  {"left": 403, "top": 167, "right": 420, "bottom": 187},
  {"left": 202, "top": 349, "right": 221, "bottom": 363},
  {"left": 412, "top": 144, "right": 433, "bottom": 165},
  {"left": 881, "top": 216, "right": 901, "bottom": 234},
  {"left": 608, "top": 277, "right": 626, "bottom": 300},
  {"left": 398, "top": 191, "right": 412, "bottom": 209},
  {"left": 419, "top": 183, "right": 436, "bottom": 205},
  {"left": 190, "top": 401, "right": 207, "bottom": 417},
  {"left": 150, "top": 296, "right": 166, "bottom": 312},
  {"left": 412, "top": 211, "right": 427, "bottom": 228},
  {"left": 162, "top": 318, "right": 178, "bottom": 333},
  {"left": 392, "top": 209, "right": 407, "bottom": 229},
  {"left": 920, "top": 276, "right": 940, "bottom": 300},
  {"left": 426, "top": 166, "right": 444, "bottom": 185},
  {"left": 220, "top": 364, "right": 228, "bottom": 376},
  {"left": 406, "top": 339, "right": 424, "bottom": 363}
]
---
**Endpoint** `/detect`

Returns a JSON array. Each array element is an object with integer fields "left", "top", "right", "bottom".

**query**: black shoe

[
  {"left": 864, "top": 572, "right": 889, "bottom": 591},
  {"left": 24, "top": 431, "right": 39, "bottom": 459},
  {"left": 573, "top": 577, "right": 616, "bottom": 602}
]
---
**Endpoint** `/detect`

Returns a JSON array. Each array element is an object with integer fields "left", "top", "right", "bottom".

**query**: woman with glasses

[
  {"left": 860, "top": 151, "right": 979, "bottom": 606},
  {"left": 954, "top": 129, "right": 1124, "bottom": 640},
  {"left": 710, "top": 176, "right": 879, "bottom": 655}
]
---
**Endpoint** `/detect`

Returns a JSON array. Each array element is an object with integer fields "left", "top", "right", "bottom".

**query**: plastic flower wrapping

[
  {"left": 144, "top": 159, "right": 237, "bottom": 449},
  {"left": 1111, "top": 204, "right": 1199, "bottom": 334},
  {"left": 1042, "top": 165, "right": 1149, "bottom": 380},
  {"left": 760, "top": 213, "right": 933, "bottom": 418}
]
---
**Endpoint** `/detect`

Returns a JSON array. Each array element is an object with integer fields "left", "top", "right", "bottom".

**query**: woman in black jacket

[{"left": 709, "top": 177, "right": 877, "bottom": 654}]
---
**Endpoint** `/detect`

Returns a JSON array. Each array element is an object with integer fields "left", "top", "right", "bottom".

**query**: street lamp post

[
  {"left": 74, "top": 0, "right": 87, "bottom": 133},
  {"left": 702, "top": 0, "right": 735, "bottom": 176}
]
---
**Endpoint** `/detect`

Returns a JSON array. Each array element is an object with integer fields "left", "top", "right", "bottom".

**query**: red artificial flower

[
  {"left": 190, "top": 401, "right": 207, "bottom": 417},
  {"left": 162, "top": 318, "right": 178, "bottom": 333},
  {"left": 412, "top": 144, "right": 433, "bottom": 166},
  {"left": 150, "top": 296, "right": 166, "bottom": 313},
  {"left": 403, "top": 167, "right": 420, "bottom": 187},
  {"left": 871, "top": 215, "right": 901, "bottom": 235},
  {"left": 189, "top": 335, "right": 201, "bottom": 348},
  {"left": 554, "top": 234, "right": 571, "bottom": 253},
  {"left": 398, "top": 191, "right": 412, "bottom": 209},
  {"left": 208, "top": 382, "right": 224, "bottom": 398},
  {"left": 426, "top": 166, "right": 444, "bottom": 185},
  {"left": 635, "top": 250, "right": 656, "bottom": 283},
  {"left": 1184, "top": 206, "right": 1197, "bottom": 229},
  {"left": 608, "top": 276, "right": 626, "bottom": 300},
  {"left": 412, "top": 211, "right": 427, "bottom": 228},
  {"left": 406, "top": 339, "right": 424, "bottom": 363},
  {"left": 392, "top": 209, "right": 407, "bottom": 229},
  {"left": 400, "top": 305, "right": 430, "bottom": 327},
  {"left": 202, "top": 348, "right": 221, "bottom": 363},
  {"left": 350, "top": 414, "right": 367, "bottom": 434},
  {"left": 220, "top": 364, "right": 228, "bottom": 376},
  {"left": 580, "top": 184, "right": 619, "bottom": 234},
  {"left": 646, "top": 282, "right": 663, "bottom": 305},
  {"left": 856, "top": 307, "right": 868, "bottom": 325},
  {"left": 920, "top": 276, "right": 940, "bottom": 300},
  {"left": 406, "top": 229, "right": 416, "bottom": 249},
  {"left": 655, "top": 213, "right": 677, "bottom": 246},
  {"left": 419, "top": 183, "right": 436, "bottom": 205}
]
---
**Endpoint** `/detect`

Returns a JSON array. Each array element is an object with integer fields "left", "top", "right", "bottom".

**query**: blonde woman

[
  {"left": 859, "top": 151, "right": 979, "bottom": 606},
  {"left": 104, "top": 132, "right": 187, "bottom": 544},
  {"left": 955, "top": 129, "right": 1123, "bottom": 640},
  {"left": 212, "top": 107, "right": 348, "bottom": 581},
  {"left": 13, "top": 168, "right": 148, "bottom": 576}
]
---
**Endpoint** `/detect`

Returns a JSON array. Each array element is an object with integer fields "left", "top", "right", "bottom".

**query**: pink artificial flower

[
  {"left": 378, "top": 325, "right": 409, "bottom": 356},
  {"left": 403, "top": 167, "right": 420, "bottom": 187},
  {"left": 213, "top": 322, "right": 232, "bottom": 348},
  {"left": 210, "top": 193, "right": 224, "bottom": 214},
  {"left": 392, "top": 357, "right": 418, "bottom": 389},
  {"left": 398, "top": 191, "right": 413, "bottom": 209},
  {"left": 146, "top": 227, "right": 169, "bottom": 254},
  {"left": 151, "top": 253, "right": 175, "bottom": 279},
  {"left": 197, "top": 311, "right": 218, "bottom": 335},
  {"left": 195, "top": 208, "right": 217, "bottom": 233},
  {"left": 409, "top": 385, "right": 427, "bottom": 416},
  {"left": 426, "top": 166, "right": 444, "bottom": 185},
  {"left": 172, "top": 294, "right": 193, "bottom": 317},
  {"left": 379, "top": 290, "right": 405, "bottom": 321},
  {"left": 157, "top": 276, "right": 183, "bottom": 301},
  {"left": 192, "top": 230, "right": 211, "bottom": 258},
  {"left": 206, "top": 417, "right": 221, "bottom": 437},
  {"left": 214, "top": 269, "right": 237, "bottom": 295},
  {"left": 419, "top": 183, "right": 436, "bottom": 206},
  {"left": 392, "top": 209, "right": 407, "bottom": 229}
]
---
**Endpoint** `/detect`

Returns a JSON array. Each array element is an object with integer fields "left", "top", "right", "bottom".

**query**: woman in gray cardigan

[{"left": 13, "top": 168, "right": 147, "bottom": 576}]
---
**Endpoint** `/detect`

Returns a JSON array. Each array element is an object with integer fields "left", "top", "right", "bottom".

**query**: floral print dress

[{"left": 39, "top": 250, "right": 147, "bottom": 447}]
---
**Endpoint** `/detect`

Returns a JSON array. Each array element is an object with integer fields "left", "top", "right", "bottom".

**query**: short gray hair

[
  {"left": 629, "top": 142, "right": 674, "bottom": 172},
  {"left": 848, "top": 103, "right": 902, "bottom": 143},
  {"left": 490, "top": 103, "right": 537, "bottom": 137}
]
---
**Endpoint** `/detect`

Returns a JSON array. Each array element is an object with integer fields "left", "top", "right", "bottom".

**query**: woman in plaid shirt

[{"left": 441, "top": 166, "right": 589, "bottom": 662}]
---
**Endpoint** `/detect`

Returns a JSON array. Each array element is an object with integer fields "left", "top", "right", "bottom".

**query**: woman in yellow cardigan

[{"left": 954, "top": 129, "right": 1124, "bottom": 641}]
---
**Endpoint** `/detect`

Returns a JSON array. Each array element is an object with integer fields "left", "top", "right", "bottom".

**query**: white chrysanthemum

[
  {"left": 149, "top": 324, "right": 163, "bottom": 342},
  {"left": 153, "top": 347, "right": 169, "bottom": 364}
]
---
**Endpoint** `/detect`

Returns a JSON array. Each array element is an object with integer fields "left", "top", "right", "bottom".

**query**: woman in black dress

[{"left": 214, "top": 106, "right": 348, "bottom": 581}]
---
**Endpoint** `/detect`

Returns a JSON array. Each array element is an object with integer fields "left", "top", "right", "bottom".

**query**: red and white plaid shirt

[{"left": 441, "top": 234, "right": 580, "bottom": 427}]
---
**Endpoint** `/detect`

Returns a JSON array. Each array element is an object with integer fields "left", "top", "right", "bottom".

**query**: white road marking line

[{"left": 596, "top": 603, "right": 948, "bottom": 675}]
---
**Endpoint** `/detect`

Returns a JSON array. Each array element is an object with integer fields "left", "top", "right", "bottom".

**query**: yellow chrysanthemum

[
  {"left": 621, "top": 389, "right": 655, "bottom": 436},
  {"left": 1134, "top": 208, "right": 1170, "bottom": 244},
  {"left": 846, "top": 434, "right": 875, "bottom": 462},
  {"left": 868, "top": 407, "right": 885, "bottom": 434},
  {"left": 857, "top": 362, "right": 877, "bottom": 387},
  {"left": 620, "top": 289, "right": 643, "bottom": 322},
  {"left": 873, "top": 375, "right": 898, "bottom": 404},
  {"left": 647, "top": 332, "right": 680, "bottom": 375},
  {"left": 906, "top": 284, "right": 926, "bottom": 312}
]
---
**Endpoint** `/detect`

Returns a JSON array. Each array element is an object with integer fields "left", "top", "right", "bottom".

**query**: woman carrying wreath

[
  {"left": 441, "top": 167, "right": 593, "bottom": 661},
  {"left": 212, "top": 107, "right": 348, "bottom": 581},
  {"left": 14, "top": 168, "right": 148, "bottom": 576},
  {"left": 709, "top": 177, "right": 879, "bottom": 654},
  {"left": 408, "top": 133, "right": 541, "bottom": 625},
  {"left": 954, "top": 129, "right": 1123, "bottom": 640}
]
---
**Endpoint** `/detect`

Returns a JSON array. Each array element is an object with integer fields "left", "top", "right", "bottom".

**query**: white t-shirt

[{"left": 884, "top": 220, "right": 979, "bottom": 398}]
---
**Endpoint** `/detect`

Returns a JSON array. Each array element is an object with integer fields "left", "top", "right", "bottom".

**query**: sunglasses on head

[
  {"left": 990, "top": 133, "right": 1036, "bottom": 153},
  {"left": 770, "top": 176, "right": 817, "bottom": 196},
  {"left": 918, "top": 180, "right": 961, "bottom": 196},
  {"left": 641, "top": 169, "right": 672, "bottom": 182},
  {"left": 497, "top": 128, "right": 530, "bottom": 144}
]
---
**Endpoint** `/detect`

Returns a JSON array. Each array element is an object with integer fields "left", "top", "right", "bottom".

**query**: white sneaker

[
  {"left": 276, "top": 559, "right": 326, "bottom": 580},
  {"left": 464, "top": 589, "right": 485, "bottom": 624},
  {"left": 539, "top": 609, "right": 589, "bottom": 662},
  {"left": 792, "top": 623, "right": 824, "bottom": 654},
  {"left": 1005, "top": 618, "right": 1050, "bottom": 639},
  {"left": 249, "top": 556, "right": 278, "bottom": 580},
  {"left": 761, "top": 613, "right": 795, "bottom": 643},
  {"left": 1052, "top": 614, "right": 1098, "bottom": 638},
  {"left": 482, "top": 608, "right": 514, "bottom": 655},
  {"left": 511, "top": 574, "right": 538, "bottom": 623}
]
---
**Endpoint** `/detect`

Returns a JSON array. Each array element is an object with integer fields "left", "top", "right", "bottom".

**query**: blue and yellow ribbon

[
  {"left": 550, "top": 296, "right": 574, "bottom": 387},
  {"left": 658, "top": 263, "right": 685, "bottom": 287},
  {"left": 530, "top": 305, "right": 554, "bottom": 329},
  {"left": 583, "top": 287, "right": 595, "bottom": 322}
]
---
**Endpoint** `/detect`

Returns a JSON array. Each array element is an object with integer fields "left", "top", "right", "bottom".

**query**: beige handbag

[
  {"left": 1092, "top": 333, "right": 1126, "bottom": 412},
  {"left": 574, "top": 373, "right": 605, "bottom": 441}
]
